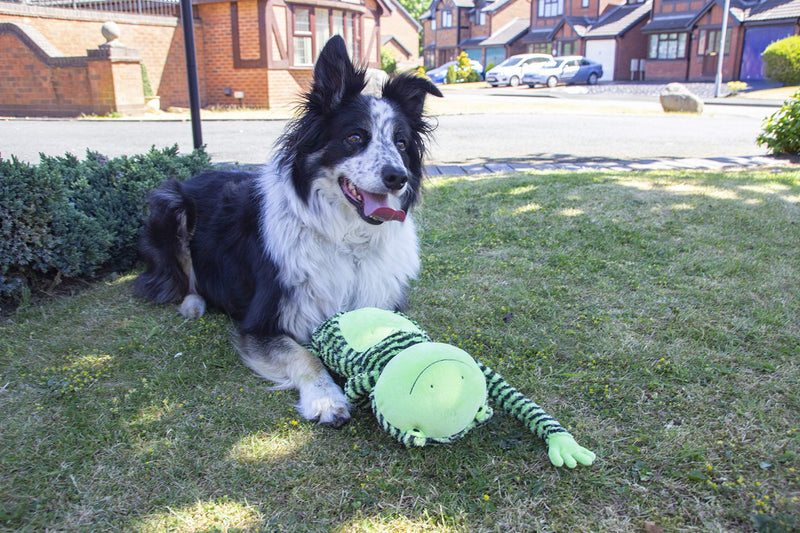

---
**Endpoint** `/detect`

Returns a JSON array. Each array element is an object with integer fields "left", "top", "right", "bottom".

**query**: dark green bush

[
  {"left": 445, "top": 64, "right": 457, "bottom": 85},
  {"left": 757, "top": 90, "right": 800, "bottom": 155},
  {"left": 465, "top": 69, "right": 481, "bottom": 83},
  {"left": 762, "top": 36, "right": 800, "bottom": 86},
  {"left": 1, "top": 146, "right": 211, "bottom": 304}
]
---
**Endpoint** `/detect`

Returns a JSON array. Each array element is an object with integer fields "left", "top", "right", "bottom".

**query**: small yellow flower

[{"left": 483, "top": 494, "right": 490, "bottom": 501}]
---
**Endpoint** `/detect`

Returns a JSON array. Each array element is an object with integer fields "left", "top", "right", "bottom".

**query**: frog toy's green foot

[{"left": 309, "top": 307, "right": 595, "bottom": 467}]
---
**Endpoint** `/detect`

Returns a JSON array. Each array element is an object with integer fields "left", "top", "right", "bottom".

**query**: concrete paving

[{"left": 425, "top": 153, "right": 795, "bottom": 177}]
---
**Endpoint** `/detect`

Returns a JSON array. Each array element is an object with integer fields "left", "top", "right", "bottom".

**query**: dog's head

[{"left": 278, "top": 35, "right": 442, "bottom": 225}]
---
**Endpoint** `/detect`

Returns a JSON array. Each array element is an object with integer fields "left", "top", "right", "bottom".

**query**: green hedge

[
  {"left": 1, "top": 146, "right": 211, "bottom": 304},
  {"left": 757, "top": 89, "right": 800, "bottom": 155},
  {"left": 763, "top": 35, "right": 800, "bottom": 86}
]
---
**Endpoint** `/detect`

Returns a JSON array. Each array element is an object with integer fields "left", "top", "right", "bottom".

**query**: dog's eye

[
  {"left": 396, "top": 140, "right": 407, "bottom": 151},
  {"left": 347, "top": 133, "right": 363, "bottom": 145}
]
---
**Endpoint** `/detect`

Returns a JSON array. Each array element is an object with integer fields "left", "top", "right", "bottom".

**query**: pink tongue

[{"left": 361, "top": 191, "right": 406, "bottom": 222}]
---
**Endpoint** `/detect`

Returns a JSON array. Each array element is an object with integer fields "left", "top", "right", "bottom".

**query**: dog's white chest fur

[{"left": 258, "top": 162, "right": 420, "bottom": 342}]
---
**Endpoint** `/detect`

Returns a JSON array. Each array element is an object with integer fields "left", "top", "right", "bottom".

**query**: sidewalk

[{"left": 427, "top": 153, "right": 798, "bottom": 176}]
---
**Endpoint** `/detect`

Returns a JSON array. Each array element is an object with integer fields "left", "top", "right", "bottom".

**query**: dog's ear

[
  {"left": 382, "top": 74, "right": 443, "bottom": 122},
  {"left": 308, "top": 35, "right": 365, "bottom": 113}
]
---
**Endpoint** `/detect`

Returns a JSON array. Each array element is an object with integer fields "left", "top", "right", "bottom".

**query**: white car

[{"left": 485, "top": 54, "right": 553, "bottom": 87}]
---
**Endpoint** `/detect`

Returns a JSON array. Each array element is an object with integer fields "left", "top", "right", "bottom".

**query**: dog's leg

[
  {"left": 175, "top": 209, "right": 206, "bottom": 320},
  {"left": 239, "top": 334, "right": 351, "bottom": 427}
]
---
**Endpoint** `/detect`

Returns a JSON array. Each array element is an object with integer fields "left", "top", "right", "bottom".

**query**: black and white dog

[{"left": 134, "top": 36, "right": 442, "bottom": 427}]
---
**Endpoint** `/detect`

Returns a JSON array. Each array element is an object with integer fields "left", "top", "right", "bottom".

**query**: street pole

[
  {"left": 714, "top": 0, "right": 731, "bottom": 98},
  {"left": 180, "top": 0, "right": 203, "bottom": 149}
]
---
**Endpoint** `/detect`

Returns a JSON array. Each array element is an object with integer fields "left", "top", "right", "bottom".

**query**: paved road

[{"left": 0, "top": 89, "right": 780, "bottom": 167}]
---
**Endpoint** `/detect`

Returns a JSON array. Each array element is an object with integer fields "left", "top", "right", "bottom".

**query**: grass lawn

[{"left": 1, "top": 168, "right": 799, "bottom": 532}]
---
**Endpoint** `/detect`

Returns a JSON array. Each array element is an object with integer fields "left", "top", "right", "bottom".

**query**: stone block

[{"left": 660, "top": 82, "right": 704, "bottom": 114}]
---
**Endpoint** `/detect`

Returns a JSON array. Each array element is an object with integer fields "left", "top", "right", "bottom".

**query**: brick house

[
  {"left": 643, "top": 0, "right": 800, "bottom": 81},
  {"left": 0, "top": 0, "right": 421, "bottom": 116},
  {"left": 192, "top": 0, "right": 415, "bottom": 107},
  {"left": 381, "top": 0, "right": 422, "bottom": 71},
  {"left": 420, "top": 0, "right": 476, "bottom": 66},
  {"left": 422, "top": 0, "right": 652, "bottom": 79},
  {"left": 516, "top": 0, "right": 652, "bottom": 80}
]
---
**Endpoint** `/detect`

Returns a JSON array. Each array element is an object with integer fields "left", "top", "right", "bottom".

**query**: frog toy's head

[{"left": 371, "top": 342, "right": 493, "bottom": 446}]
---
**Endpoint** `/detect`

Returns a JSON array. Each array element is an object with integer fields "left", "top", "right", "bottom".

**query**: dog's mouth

[{"left": 339, "top": 177, "right": 406, "bottom": 224}]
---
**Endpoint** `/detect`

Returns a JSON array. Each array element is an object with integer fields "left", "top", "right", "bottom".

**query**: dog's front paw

[
  {"left": 297, "top": 377, "right": 351, "bottom": 428},
  {"left": 178, "top": 294, "right": 206, "bottom": 319}
]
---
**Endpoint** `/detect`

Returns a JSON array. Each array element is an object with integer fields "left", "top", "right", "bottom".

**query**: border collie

[{"left": 134, "top": 36, "right": 442, "bottom": 427}]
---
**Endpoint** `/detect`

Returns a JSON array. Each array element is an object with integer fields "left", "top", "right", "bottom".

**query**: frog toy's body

[{"left": 309, "top": 308, "right": 595, "bottom": 468}]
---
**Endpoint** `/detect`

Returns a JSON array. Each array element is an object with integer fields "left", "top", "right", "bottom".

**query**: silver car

[{"left": 486, "top": 54, "right": 552, "bottom": 87}]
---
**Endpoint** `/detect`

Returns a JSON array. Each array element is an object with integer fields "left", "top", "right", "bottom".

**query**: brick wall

[
  {"left": 0, "top": 33, "right": 94, "bottom": 116},
  {"left": 614, "top": 18, "right": 649, "bottom": 80},
  {"left": 0, "top": 23, "right": 146, "bottom": 116},
  {"left": 381, "top": 7, "right": 421, "bottom": 71},
  {"left": 0, "top": 3, "right": 202, "bottom": 110},
  {"left": 645, "top": 58, "right": 689, "bottom": 81}
]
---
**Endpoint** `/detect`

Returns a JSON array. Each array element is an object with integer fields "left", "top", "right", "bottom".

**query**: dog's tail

[{"left": 134, "top": 180, "right": 197, "bottom": 304}]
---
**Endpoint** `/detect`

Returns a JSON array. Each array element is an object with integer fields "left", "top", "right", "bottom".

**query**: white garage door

[{"left": 585, "top": 39, "right": 615, "bottom": 81}]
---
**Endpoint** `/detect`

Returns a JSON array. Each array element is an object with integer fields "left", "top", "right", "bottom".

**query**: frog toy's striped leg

[
  {"left": 478, "top": 362, "right": 596, "bottom": 468},
  {"left": 343, "top": 370, "right": 380, "bottom": 407}
]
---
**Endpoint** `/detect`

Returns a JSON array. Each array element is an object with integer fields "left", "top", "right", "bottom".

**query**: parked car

[
  {"left": 522, "top": 56, "right": 603, "bottom": 88},
  {"left": 427, "top": 59, "right": 484, "bottom": 84},
  {"left": 485, "top": 54, "right": 552, "bottom": 87}
]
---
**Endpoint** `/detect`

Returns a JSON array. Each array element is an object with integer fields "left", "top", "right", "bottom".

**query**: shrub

[
  {"left": 762, "top": 36, "right": 800, "bottom": 86},
  {"left": 381, "top": 46, "right": 397, "bottom": 76},
  {"left": 465, "top": 69, "right": 481, "bottom": 83},
  {"left": 757, "top": 90, "right": 800, "bottom": 155},
  {"left": 141, "top": 63, "right": 154, "bottom": 97},
  {"left": 726, "top": 80, "right": 748, "bottom": 96},
  {"left": 454, "top": 51, "right": 478, "bottom": 83},
  {"left": 1, "top": 146, "right": 211, "bottom": 303},
  {"left": 445, "top": 64, "right": 457, "bottom": 85}
]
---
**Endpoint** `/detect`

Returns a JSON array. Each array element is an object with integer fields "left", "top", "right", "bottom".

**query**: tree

[
  {"left": 455, "top": 51, "right": 477, "bottom": 83},
  {"left": 396, "top": 0, "right": 429, "bottom": 20}
]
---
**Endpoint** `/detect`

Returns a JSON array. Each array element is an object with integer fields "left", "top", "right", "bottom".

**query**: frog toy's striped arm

[{"left": 479, "top": 362, "right": 596, "bottom": 468}]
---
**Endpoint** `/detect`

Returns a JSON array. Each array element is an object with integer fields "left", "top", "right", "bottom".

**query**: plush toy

[{"left": 309, "top": 308, "right": 595, "bottom": 468}]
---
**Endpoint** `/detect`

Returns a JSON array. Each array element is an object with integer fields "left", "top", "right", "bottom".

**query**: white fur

[{"left": 257, "top": 99, "right": 420, "bottom": 343}]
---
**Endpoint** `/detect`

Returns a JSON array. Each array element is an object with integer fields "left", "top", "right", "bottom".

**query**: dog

[{"left": 134, "top": 35, "right": 442, "bottom": 427}]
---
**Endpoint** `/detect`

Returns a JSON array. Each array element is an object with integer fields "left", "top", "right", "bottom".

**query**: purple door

[{"left": 741, "top": 25, "right": 794, "bottom": 80}]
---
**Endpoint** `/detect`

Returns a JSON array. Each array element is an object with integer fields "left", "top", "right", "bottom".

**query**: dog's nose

[{"left": 382, "top": 166, "right": 408, "bottom": 191}]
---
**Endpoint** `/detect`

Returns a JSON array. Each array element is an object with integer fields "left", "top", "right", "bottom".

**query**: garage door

[
  {"left": 741, "top": 25, "right": 794, "bottom": 80},
  {"left": 585, "top": 39, "right": 616, "bottom": 81}
]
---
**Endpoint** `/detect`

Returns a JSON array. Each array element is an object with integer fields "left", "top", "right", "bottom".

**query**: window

[
  {"left": 478, "top": 10, "right": 486, "bottom": 25},
  {"left": 582, "top": 0, "right": 589, "bottom": 7},
  {"left": 538, "top": 0, "right": 564, "bottom": 18},
  {"left": 527, "top": 42, "right": 552, "bottom": 54},
  {"left": 648, "top": 33, "right": 688, "bottom": 59},
  {"left": 442, "top": 10, "right": 453, "bottom": 28},
  {"left": 316, "top": 8, "right": 330, "bottom": 52},
  {"left": 294, "top": 8, "right": 313, "bottom": 65},
  {"left": 698, "top": 29, "right": 732, "bottom": 56},
  {"left": 293, "top": 7, "right": 357, "bottom": 66}
]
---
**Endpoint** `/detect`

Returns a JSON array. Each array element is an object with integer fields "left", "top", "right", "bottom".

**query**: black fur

[{"left": 134, "top": 36, "right": 441, "bottom": 424}]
